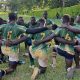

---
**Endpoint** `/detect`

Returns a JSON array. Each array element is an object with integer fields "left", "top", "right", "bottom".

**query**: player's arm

[
  {"left": 34, "top": 34, "right": 76, "bottom": 46},
  {"left": 6, "top": 35, "right": 32, "bottom": 46},
  {"left": 20, "top": 24, "right": 57, "bottom": 34},
  {"left": 26, "top": 24, "right": 58, "bottom": 34},
  {"left": 54, "top": 37, "right": 76, "bottom": 45},
  {"left": 34, "top": 33, "right": 56, "bottom": 45},
  {"left": 26, "top": 27, "right": 49, "bottom": 34},
  {"left": 74, "top": 45, "right": 80, "bottom": 52},
  {"left": 64, "top": 26, "right": 80, "bottom": 34},
  {"left": 18, "top": 26, "right": 48, "bottom": 35}
]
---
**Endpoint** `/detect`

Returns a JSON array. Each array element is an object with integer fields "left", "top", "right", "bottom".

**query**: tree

[
  {"left": 6, "top": 0, "right": 19, "bottom": 12},
  {"left": 3, "top": 0, "right": 79, "bottom": 13},
  {"left": 64, "top": 0, "right": 79, "bottom": 7},
  {"left": 49, "top": 0, "right": 63, "bottom": 8}
]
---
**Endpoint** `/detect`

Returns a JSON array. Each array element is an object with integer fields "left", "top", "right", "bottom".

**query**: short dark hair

[
  {"left": 8, "top": 13, "right": 17, "bottom": 21},
  {"left": 18, "top": 17, "right": 23, "bottom": 18},
  {"left": 62, "top": 14, "right": 71, "bottom": 23}
]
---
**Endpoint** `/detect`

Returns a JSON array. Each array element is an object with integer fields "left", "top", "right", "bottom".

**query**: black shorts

[
  {"left": 39, "top": 66, "right": 47, "bottom": 74},
  {"left": 54, "top": 47, "right": 74, "bottom": 60},
  {"left": 9, "top": 61, "right": 18, "bottom": 70}
]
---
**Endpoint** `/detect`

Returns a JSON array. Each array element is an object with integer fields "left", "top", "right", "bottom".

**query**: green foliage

[
  {"left": 0, "top": 0, "right": 79, "bottom": 12},
  {"left": 27, "top": 4, "right": 80, "bottom": 18},
  {"left": 65, "top": 0, "right": 79, "bottom": 7},
  {"left": 49, "top": 0, "right": 63, "bottom": 8}
]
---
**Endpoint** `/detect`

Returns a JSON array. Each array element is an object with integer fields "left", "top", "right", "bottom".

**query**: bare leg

[
  {"left": 65, "top": 59, "right": 75, "bottom": 79},
  {"left": 51, "top": 52, "right": 57, "bottom": 68}
]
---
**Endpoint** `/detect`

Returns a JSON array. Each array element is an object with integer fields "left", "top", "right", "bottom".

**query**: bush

[{"left": 27, "top": 4, "right": 80, "bottom": 18}]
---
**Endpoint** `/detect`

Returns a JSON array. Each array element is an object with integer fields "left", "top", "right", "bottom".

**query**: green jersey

[
  {"left": 46, "top": 19, "right": 53, "bottom": 25},
  {"left": 27, "top": 22, "right": 39, "bottom": 28},
  {"left": 0, "top": 23, "right": 26, "bottom": 51},
  {"left": 33, "top": 30, "right": 52, "bottom": 40},
  {"left": 31, "top": 30, "right": 52, "bottom": 53},
  {"left": 27, "top": 22, "right": 39, "bottom": 38},
  {"left": 55, "top": 28, "right": 76, "bottom": 55}
]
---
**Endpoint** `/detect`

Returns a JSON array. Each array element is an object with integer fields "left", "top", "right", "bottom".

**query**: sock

[
  {"left": 28, "top": 52, "right": 34, "bottom": 66},
  {"left": 52, "top": 57, "right": 56, "bottom": 67},
  {"left": 30, "top": 59, "right": 34, "bottom": 66},
  {"left": 0, "top": 70, "right": 5, "bottom": 77}
]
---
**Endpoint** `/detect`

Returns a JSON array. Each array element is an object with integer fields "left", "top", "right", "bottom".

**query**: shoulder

[
  {"left": 0, "top": 24, "right": 7, "bottom": 29},
  {"left": 1, "top": 24, "right": 7, "bottom": 26},
  {"left": 54, "top": 27, "right": 62, "bottom": 34},
  {"left": 55, "top": 27, "right": 62, "bottom": 31},
  {"left": 16, "top": 24, "right": 27, "bottom": 31},
  {"left": 47, "top": 19, "right": 53, "bottom": 24},
  {"left": 73, "top": 24, "right": 80, "bottom": 29},
  {"left": 16, "top": 24, "right": 26, "bottom": 28},
  {"left": 45, "top": 19, "right": 52, "bottom": 25}
]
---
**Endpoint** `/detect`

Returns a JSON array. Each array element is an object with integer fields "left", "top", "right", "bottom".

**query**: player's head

[
  {"left": 75, "top": 15, "right": 80, "bottom": 24},
  {"left": 30, "top": 16, "right": 36, "bottom": 24},
  {"left": 17, "top": 17, "right": 24, "bottom": 25},
  {"left": 62, "top": 14, "right": 71, "bottom": 24},
  {"left": 38, "top": 18, "right": 45, "bottom": 27},
  {"left": 43, "top": 11, "right": 48, "bottom": 19},
  {"left": 70, "top": 17, "right": 74, "bottom": 26},
  {"left": 18, "top": 17, "right": 24, "bottom": 21},
  {"left": 8, "top": 13, "right": 17, "bottom": 21}
]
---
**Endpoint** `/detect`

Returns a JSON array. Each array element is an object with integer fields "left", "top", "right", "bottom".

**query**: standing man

[
  {"left": 43, "top": 11, "right": 57, "bottom": 68},
  {"left": 24, "top": 16, "right": 39, "bottom": 68},
  {"left": 33, "top": 15, "right": 77, "bottom": 79},
  {"left": 0, "top": 13, "right": 28, "bottom": 80},
  {"left": 63, "top": 15, "right": 80, "bottom": 69},
  {"left": 42, "top": 11, "right": 53, "bottom": 26}
]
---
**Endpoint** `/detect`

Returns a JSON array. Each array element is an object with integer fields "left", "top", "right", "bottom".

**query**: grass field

[{"left": 0, "top": 14, "right": 80, "bottom": 80}]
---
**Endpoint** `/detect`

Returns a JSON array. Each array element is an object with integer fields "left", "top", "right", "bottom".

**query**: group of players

[{"left": 0, "top": 11, "right": 80, "bottom": 80}]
